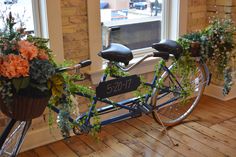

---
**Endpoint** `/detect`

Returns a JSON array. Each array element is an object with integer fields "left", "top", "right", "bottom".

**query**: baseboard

[
  {"left": 204, "top": 81, "right": 236, "bottom": 101},
  {"left": 21, "top": 125, "right": 63, "bottom": 152}
]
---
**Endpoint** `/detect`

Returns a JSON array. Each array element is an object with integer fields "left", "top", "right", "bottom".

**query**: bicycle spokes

[{"left": 0, "top": 121, "right": 30, "bottom": 157}]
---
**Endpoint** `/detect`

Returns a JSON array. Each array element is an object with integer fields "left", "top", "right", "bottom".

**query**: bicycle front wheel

[
  {"left": 151, "top": 62, "right": 206, "bottom": 126},
  {"left": 0, "top": 119, "right": 31, "bottom": 157}
]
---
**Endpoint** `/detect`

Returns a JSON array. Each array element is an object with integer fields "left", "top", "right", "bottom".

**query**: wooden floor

[{"left": 19, "top": 95, "right": 236, "bottom": 157}]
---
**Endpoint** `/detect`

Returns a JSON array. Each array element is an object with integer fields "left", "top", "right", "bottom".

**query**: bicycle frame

[
  {"left": 0, "top": 57, "right": 210, "bottom": 156},
  {"left": 49, "top": 58, "right": 195, "bottom": 132}
]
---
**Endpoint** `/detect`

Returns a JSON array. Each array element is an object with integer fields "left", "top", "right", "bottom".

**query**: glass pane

[
  {"left": 0, "top": 0, "right": 34, "bottom": 34},
  {"left": 101, "top": 0, "right": 163, "bottom": 50}
]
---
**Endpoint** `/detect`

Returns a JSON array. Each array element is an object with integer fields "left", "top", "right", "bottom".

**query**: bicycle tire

[
  {"left": 0, "top": 120, "right": 31, "bottom": 157},
  {"left": 151, "top": 62, "right": 206, "bottom": 126}
]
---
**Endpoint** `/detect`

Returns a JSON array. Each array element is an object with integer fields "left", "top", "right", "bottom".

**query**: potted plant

[{"left": 177, "top": 18, "right": 236, "bottom": 95}]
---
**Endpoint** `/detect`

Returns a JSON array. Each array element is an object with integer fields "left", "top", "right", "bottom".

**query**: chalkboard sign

[{"left": 96, "top": 75, "right": 141, "bottom": 98}]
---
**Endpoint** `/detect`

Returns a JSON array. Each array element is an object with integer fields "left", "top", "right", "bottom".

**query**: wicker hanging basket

[
  {"left": 0, "top": 87, "right": 51, "bottom": 121},
  {"left": 189, "top": 42, "right": 201, "bottom": 57}
]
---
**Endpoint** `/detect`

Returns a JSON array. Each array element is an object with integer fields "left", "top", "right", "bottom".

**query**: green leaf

[{"left": 12, "top": 77, "right": 30, "bottom": 92}]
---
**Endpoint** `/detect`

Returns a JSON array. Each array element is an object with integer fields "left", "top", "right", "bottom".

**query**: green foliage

[
  {"left": 0, "top": 12, "right": 91, "bottom": 138},
  {"left": 71, "top": 85, "right": 95, "bottom": 98},
  {"left": 104, "top": 63, "right": 128, "bottom": 77},
  {"left": 30, "top": 59, "right": 56, "bottom": 90},
  {"left": 90, "top": 106, "right": 101, "bottom": 139},
  {"left": 0, "top": 12, "right": 21, "bottom": 55},
  {"left": 178, "top": 18, "right": 236, "bottom": 95},
  {"left": 0, "top": 80, "right": 13, "bottom": 105},
  {"left": 12, "top": 77, "right": 29, "bottom": 92},
  {"left": 223, "top": 67, "right": 233, "bottom": 95},
  {"left": 134, "top": 76, "right": 150, "bottom": 102},
  {"left": 155, "top": 59, "right": 165, "bottom": 89}
]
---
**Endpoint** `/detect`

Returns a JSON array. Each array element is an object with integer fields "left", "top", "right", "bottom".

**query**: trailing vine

[
  {"left": 46, "top": 60, "right": 97, "bottom": 137},
  {"left": 104, "top": 63, "right": 128, "bottom": 77},
  {"left": 134, "top": 76, "right": 150, "bottom": 102},
  {"left": 104, "top": 62, "right": 152, "bottom": 103},
  {"left": 154, "top": 58, "right": 196, "bottom": 105},
  {"left": 155, "top": 59, "right": 166, "bottom": 89}
]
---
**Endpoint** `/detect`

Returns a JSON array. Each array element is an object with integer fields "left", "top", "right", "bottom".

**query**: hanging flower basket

[
  {"left": 0, "top": 87, "right": 51, "bottom": 121},
  {"left": 178, "top": 18, "right": 236, "bottom": 95},
  {"left": 0, "top": 12, "right": 91, "bottom": 138}
]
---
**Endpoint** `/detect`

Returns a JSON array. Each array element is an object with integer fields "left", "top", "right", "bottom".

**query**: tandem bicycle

[{"left": 0, "top": 36, "right": 211, "bottom": 156}]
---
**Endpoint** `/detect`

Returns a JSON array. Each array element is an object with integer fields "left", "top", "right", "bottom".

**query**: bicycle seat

[
  {"left": 152, "top": 40, "right": 183, "bottom": 59},
  {"left": 98, "top": 43, "right": 133, "bottom": 65}
]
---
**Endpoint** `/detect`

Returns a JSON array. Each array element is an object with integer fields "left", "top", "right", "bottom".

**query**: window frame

[
  {"left": 20, "top": 0, "right": 65, "bottom": 151},
  {"left": 32, "top": 0, "right": 64, "bottom": 63},
  {"left": 87, "top": 0, "right": 188, "bottom": 84}
]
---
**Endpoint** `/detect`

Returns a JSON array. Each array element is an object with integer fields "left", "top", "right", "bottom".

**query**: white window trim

[
  {"left": 33, "top": 0, "right": 64, "bottom": 63},
  {"left": 21, "top": 0, "right": 65, "bottom": 151},
  {"left": 163, "top": 0, "right": 188, "bottom": 39},
  {"left": 88, "top": 0, "right": 188, "bottom": 84}
]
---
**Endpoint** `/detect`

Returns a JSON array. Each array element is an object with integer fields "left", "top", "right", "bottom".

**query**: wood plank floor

[{"left": 19, "top": 95, "right": 236, "bottom": 157}]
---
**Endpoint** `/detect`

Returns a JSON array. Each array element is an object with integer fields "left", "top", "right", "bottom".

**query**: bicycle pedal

[
  {"left": 138, "top": 105, "right": 152, "bottom": 114},
  {"left": 131, "top": 110, "right": 142, "bottom": 118}
]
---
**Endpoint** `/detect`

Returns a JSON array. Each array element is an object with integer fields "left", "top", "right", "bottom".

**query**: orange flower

[
  {"left": 38, "top": 49, "right": 49, "bottom": 60},
  {"left": 0, "top": 54, "right": 29, "bottom": 79},
  {"left": 18, "top": 40, "right": 38, "bottom": 60}
]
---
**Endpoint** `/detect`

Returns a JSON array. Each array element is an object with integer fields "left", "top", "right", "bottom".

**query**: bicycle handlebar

[
  {"left": 56, "top": 60, "right": 91, "bottom": 73},
  {"left": 80, "top": 60, "right": 92, "bottom": 68}
]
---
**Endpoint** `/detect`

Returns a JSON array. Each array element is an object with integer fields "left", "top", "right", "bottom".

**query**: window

[
  {"left": 100, "top": 0, "right": 163, "bottom": 50},
  {"left": 0, "top": 0, "right": 64, "bottom": 62},
  {"left": 0, "top": 0, "right": 35, "bottom": 33},
  {"left": 88, "top": 0, "right": 187, "bottom": 83}
]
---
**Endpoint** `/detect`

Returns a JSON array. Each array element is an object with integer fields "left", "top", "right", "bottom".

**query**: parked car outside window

[
  {"left": 129, "top": 0, "right": 147, "bottom": 10},
  {"left": 4, "top": 0, "right": 18, "bottom": 4}
]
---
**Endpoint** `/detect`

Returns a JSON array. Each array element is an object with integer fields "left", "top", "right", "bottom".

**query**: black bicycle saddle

[
  {"left": 98, "top": 43, "right": 133, "bottom": 65},
  {"left": 152, "top": 40, "right": 183, "bottom": 59}
]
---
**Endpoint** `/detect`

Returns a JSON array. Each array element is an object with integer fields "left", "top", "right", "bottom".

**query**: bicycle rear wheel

[
  {"left": 151, "top": 62, "right": 206, "bottom": 126},
  {"left": 0, "top": 119, "right": 31, "bottom": 157}
]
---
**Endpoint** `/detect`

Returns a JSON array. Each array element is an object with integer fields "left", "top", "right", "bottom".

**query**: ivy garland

[
  {"left": 104, "top": 63, "right": 128, "bottom": 77},
  {"left": 104, "top": 63, "right": 151, "bottom": 102},
  {"left": 154, "top": 58, "right": 196, "bottom": 105},
  {"left": 103, "top": 60, "right": 195, "bottom": 107}
]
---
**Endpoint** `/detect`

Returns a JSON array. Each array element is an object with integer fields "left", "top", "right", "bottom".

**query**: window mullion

[
  {"left": 161, "top": 0, "right": 170, "bottom": 40},
  {"left": 31, "top": 0, "right": 41, "bottom": 37}
]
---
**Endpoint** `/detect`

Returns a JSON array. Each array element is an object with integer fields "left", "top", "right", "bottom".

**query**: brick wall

[
  {"left": 207, "top": 0, "right": 235, "bottom": 22},
  {"left": 187, "top": 0, "right": 207, "bottom": 32},
  {"left": 61, "top": 0, "right": 89, "bottom": 61}
]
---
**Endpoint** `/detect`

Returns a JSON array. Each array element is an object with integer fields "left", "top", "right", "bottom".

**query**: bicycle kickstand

[{"left": 155, "top": 113, "right": 179, "bottom": 147}]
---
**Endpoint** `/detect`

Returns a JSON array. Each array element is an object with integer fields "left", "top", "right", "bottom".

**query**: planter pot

[
  {"left": 189, "top": 42, "right": 201, "bottom": 57},
  {"left": 0, "top": 87, "right": 51, "bottom": 121}
]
